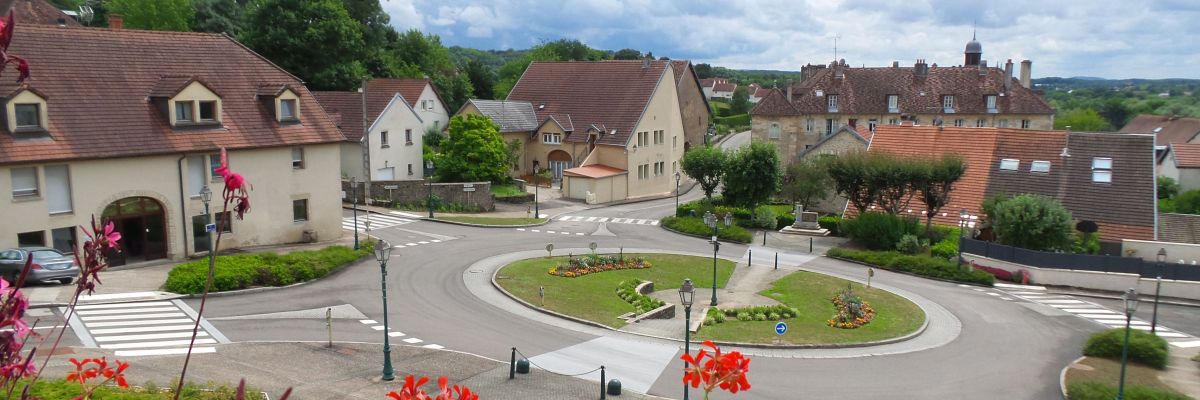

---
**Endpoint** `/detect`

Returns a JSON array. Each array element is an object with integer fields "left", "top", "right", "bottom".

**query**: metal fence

[{"left": 961, "top": 238, "right": 1200, "bottom": 282}]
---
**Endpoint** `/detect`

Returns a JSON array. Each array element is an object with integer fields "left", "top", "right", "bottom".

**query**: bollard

[
  {"left": 325, "top": 307, "right": 333, "bottom": 348},
  {"left": 775, "top": 252, "right": 778, "bottom": 270},
  {"left": 762, "top": 231, "right": 767, "bottom": 245},
  {"left": 619, "top": 247, "right": 624, "bottom": 262},
  {"left": 607, "top": 378, "right": 623, "bottom": 396},
  {"left": 509, "top": 348, "right": 516, "bottom": 379},
  {"left": 600, "top": 366, "right": 606, "bottom": 399},
  {"left": 516, "top": 358, "right": 530, "bottom": 374},
  {"left": 748, "top": 249, "right": 752, "bottom": 267},
  {"left": 809, "top": 237, "right": 813, "bottom": 253}
]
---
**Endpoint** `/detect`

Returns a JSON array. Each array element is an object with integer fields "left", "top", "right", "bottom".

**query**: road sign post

[
  {"left": 774, "top": 321, "right": 787, "bottom": 345},
  {"left": 546, "top": 243, "right": 554, "bottom": 258}
]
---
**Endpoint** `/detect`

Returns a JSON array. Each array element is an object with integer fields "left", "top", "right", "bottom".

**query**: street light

[
  {"left": 957, "top": 208, "right": 969, "bottom": 267},
  {"left": 1152, "top": 248, "right": 1166, "bottom": 334},
  {"left": 533, "top": 165, "right": 540, "bottom": 219},
  {"left": 425, "top": 160, "right": 435, "bottom": 218},
  {"left": 678, "top": 278, "right": 695, "bottom": 400},
  {"left": 674, "top": 172, "right": 682, "bottom": 214},
  {"left": 374, "top": 239, "right": 395, "bottom": 381},
  {"left": 350, "top": 178, "right": 359, "bottom": 250},
  {"left": 1117, "top": 288, "right": 1139, "bottom": 400},
  {"left": 199, "top": 184, "right": 214, "bottom": 263},
  {"left": 703, "top": 211, "right": 732, "bottom": 306}
]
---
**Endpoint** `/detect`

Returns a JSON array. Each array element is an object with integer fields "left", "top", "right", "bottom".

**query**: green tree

[
  {"left": 1158, "top": 176, "right": 1179, "bottom": 199},
  {"left": 437, "top": 114, "right": 508, "bottom": 183},
  {"left": 827, "top": 151, "right": 879, "bottom": 214},
  {"left": 423, "top": 125, "right": 446, "bottom": 150},
  {"left": 1173, "top": 190, "right": 1200, "bottom": 214},
  {"left": 107, "top": 0, "right": 194, "bottom": 31},
  {"left": 693, "top": 63, "right": 713, "bottom": 79},
  {"left": 681, "top": 145, "right": 727, "bottom": 200},
  {"left": 871, "top": 154, "right": 920, "bottom": 215},
  {"left": 729, "top": 86, "right": 750, "bottom": 114},
  {"left": 463, "top": 59, "right": 495, "bottom": 100},
  {"left": 912, "top": 154, "right": 967, "bottom": 236},
  {"left": 343, "top": 0, "right": 404, "bottom": 79},
  {"left": 1054, "top": 108, "right": 1111, "bottom": 131},
  {"left": 991, "top": 194, "right": 1074, "bottom": 251},
  {"left": 779, "top": 157, "right": 831, "bottom": 208},
  {"left": 613, "top": 48, "right": 642, "bottom": 60},
  {"left": 1099, "top": 97, "right": 1133, "bottom": 128},
  {"left": 192, "top": 0, "right": 245, "bottom": 35},
  {"left": 241, "top": 0, "right": 367, "bottom": 90},
  {"left": 722, "top": 142, "right": 781, "bottom": 207}
]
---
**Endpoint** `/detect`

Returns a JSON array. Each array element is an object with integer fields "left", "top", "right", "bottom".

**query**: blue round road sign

[{"left": 774, "top": 321, "right": 787, "bottom": 335}]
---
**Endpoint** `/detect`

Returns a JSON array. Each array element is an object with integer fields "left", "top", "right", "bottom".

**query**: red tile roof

[
  {"left": 12, "top": 0, "right": 80, "bottom": 27},
  {"left": 506, "top": 60, "right": 669, "bottom": 146},
  {"left": 699, "top": 78, "right": 717, "bottom": 88},
  {"left": 0, "top": 25, "right": 344, "bottom": 165},
  {"left": 1118, "top": 114, "right": 1200, "bottom": 145},
  {"left": 1168, "top": 143, "right": 1200, "bottom": 168},
  {"left": 563, "top": 164, "right": 626, "bottom": 178},
  {"left": 313, "top": 78, "right": 441, "bottom": 141},
  {"left": 712, "top": 82, "right": 737, "bottom": 93},
  {"left": 750, "top": 89, "right": 799, "bottom": 116},
  {"left": 752, "top": 87, "right": 771, "bottom": 98}
]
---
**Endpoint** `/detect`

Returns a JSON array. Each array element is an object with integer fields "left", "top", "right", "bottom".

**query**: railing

[{"left": 961, "top": 238, "right": 1200, "bottom": 282}]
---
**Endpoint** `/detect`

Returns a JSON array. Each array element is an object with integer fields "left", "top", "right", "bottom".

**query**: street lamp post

[
  {"left": 678, "top": 278, "right": 695, "bottom": 400},
  {"left": 375, "top": 239, "right": 395, "bottom": 381},
  {"left": 703, "top": 211, "right": 732, "bottom": 307},
  {"left": 350, "top": 178, "right": 359, "bottom": 250},
  {"left": 674, "top": 172, "right": 681, "bottom": 214},
  {"left": 534, "top": 165, "right": 540, "bottom": 219},
  {"left": 1152, "top": 248, "right": 1166, "bottom": 334},
  {"left": 200, "top": 185, "right": 213, "bottom": 266},
  {"left": 957, "top": 208, "right": 969, "bottom": 267},
  {"left": 425, "top": 160, "right": 435, "bottom": 219},
  {"left": 1117, "top": 288, "right": 1139, "bottom": 400}
]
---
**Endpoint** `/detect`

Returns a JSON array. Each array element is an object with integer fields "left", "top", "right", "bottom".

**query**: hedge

[
  {"left": 826, "top": 247, "right": 995, "bottom": 286},
  {"left": 840, "top": 212, "right": 921, "bottom": 250},
  {"left": 1067, "top": 382, "right": 1190, "bottom": 400},
  {"left": 818, "top": 215, "right": 841, "bottom": 236},
  {"left": 165, "top": 242, "right": 373, "bottom": 294},
  {"left": 1083, "top": 328, "right": 1170, "bottom": 369},
  {"left": 661, "top": 216, "right": 752, "bottom": 243},
  {"left": 714, "top": 114, "right": 751, "bottom": 127}
]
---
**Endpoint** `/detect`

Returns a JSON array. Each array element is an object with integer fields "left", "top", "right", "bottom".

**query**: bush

[
  {"left": 1067, "top": 381, "right": 1191, "bottom": 400},
  {"left": 930, "top": 231, "right": 959, "bottom": 260},
  {"left": 775, "top": 213, "right": 796, "bottom": 230},
  {"left": 736, "top": 312, "right": 751, "bottom": 321},
  {"left": 991, "top": 194, "right": 1074, "bottom": 251},
  {"left": 752, "top": 206, "right": 778, "bottom": 229},
  {"left": 165, "top": 243, "right": 371, "bottom": 294},
  {"left": 1082, "top": 328, "right": 1170, "bottom": 369},
  {"left": 661, "top": 216, "right": 753, "bottom": 243},
  {"left": 616, "top": 280, "right": 665, "bottom": 314},
  {"left": 713, "top": 113, "right": 751, "bottom": 127},
  {"left": 827, "top": 248, "right": 995, "bottom": 286},
  {"left": 818, "top": 215, "right": 841, "bottom": 236},
  {"left": 896, "top": 234, "right": 922, "bottom": 255},
  {"left": 840, "top": 212, "right": 921, "bottom": 250}
]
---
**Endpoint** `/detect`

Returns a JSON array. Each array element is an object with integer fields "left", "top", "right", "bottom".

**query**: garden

[
  {"left": 164, "top": 242, "right": 374, "bottom": 294},
  {"left": 1064, "top": 328, "right": 1190, "bottom": 400}
]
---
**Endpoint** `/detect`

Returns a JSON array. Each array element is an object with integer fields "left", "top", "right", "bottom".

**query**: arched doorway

[
  {"left": 101, "top": 197, "right": 167, "bottom": 266},
  {"left": 547, "top": 150, "right": 572, "bottom": 182}
]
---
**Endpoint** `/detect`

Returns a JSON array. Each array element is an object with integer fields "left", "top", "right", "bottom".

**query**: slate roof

[
  {"left": 1118, "top": 114, "right": 1200, "bottom": 145},
  {"left": 1167, "top": 143, "right": 1200, "bottom": 168},
  {"left": 0, "top": 25, "right": 344, "bottom": 165},
  {"left": 784, "top": 64, "right": 1054, "bottom": 115},
  {"left": 799, "top": 125, "right": 870, "bottom": 158},
  {"left": 463, "top": 99, "right": 537, "bottom": 133},
  {"left": 12, "top": 0, "right": 80, "bottom": 27},
  {"left": 313, "top": 78, "right": 442, "bottom": 141},
  {"left": 506, "top": 60, "right": 668, "bottom": 146},
  {"left": 750, "top": 89, "right": 800, "bottom": 116}
]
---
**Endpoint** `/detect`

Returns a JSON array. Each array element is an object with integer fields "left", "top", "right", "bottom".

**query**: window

[
  {"left": 827, "top": 95, "right": 838, "bottom": 112},
  {"left": 187, "top": 156, "right": 204, "bottom": 196},
  {"left": 175, "top": 102, "right": 193, "bottom": 122},
  {"left": 10, "top": 167, "right": 37, "bottom": 198},
  {"left": 769, "top": 123, "right": 781, "bottom": 139},
  {"left": 51, "top": 227, "right": 76, "bottom": 254},
  {"left": 14, "top": 104, "right": 40, "bottom": 129},
  {"left": 45, "top": 165, "right": 72, "bottom": 214},
  {"left": 17, "top": 231, "right": 44, "bottom": 247},
  {"left": 1093, "top": 157, "right": 1113, "bottom": 183},
  {"left": 868, "top": 119, "right": 877, "bottom": 132},
  {"left": 292, "top": 199, "right": 308, "bottom": 222},
  {"left": 1021, "top": 119, "right": 1031, "bottom": 129},
  {"left": 888, "top": 118, "right": 899, "bottom": 125},
  {"left": 280, "top": 99, "right": 297, "bottom": 120},
  {"left": 953, "top": 119, "right": 964, "bottom": 127},
  {"left": 999, "top": 158, "right": 1020, "bottom": 171},
  {"left": 673, "top": 135, "right": 678, "bottom": 148},
  {"left": 672, "top": 161, "right": 677, "bottom": 173},
  {"left": 806, "top": 118, "right": 815, "bottom": 132},
  {"left": 198, "top": 101, "right": 217, "bottom": 121},
  {"left": 405, "top": 129, "right": 413, "bottom": 145},
  {"left": 826, "top": 119, "right": 834, "bottom": 136},
  {"left": 291, "top": 147, "right": 304, "bottom": 169},
  {"left": 887, "top": 95, "right": 899, "bottom": 113},
  {"left": 380, "top": 130, "right": 389, "bottom": 148},
  {"left": 997, "top": 119, "right": 1009, "bottom": 128},
  {"left": 408, "top": 164, "right": 414, "bottom": 175},
  {"left": 654, "top": 130, "right": 664, "bottom": 145},
  {"left": 209, "top": 154, "right": 223, "bottom": 181},
  {"left": 976, "top": 119, "right": 987, "bottom": 128},
  {"left": 1030, "top": 160, "right": 1051, "bottom": 173},
  {"left": 636, "top": 131, "right": 647, "bottom": 147},
  {"left": 654, "top": 162, "right": 665, "bottom": 176},
  {"left": 986, "top": 95, "right": 998, "bottom": 112},
  {"left": 215, "top": 211, "right": 233, "bottom": 233},
  {"left": 543, "top": 132, "right": 561, "bottom": 144},
  {"left": 942, "top": 95, "right": 955, "bottom": 112}
]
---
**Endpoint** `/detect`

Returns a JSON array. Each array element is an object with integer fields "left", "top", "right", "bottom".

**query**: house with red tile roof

[
  {"left": 0, "top": 23, "right": 345, "bottom": 264},
  {"left": 752, "top": 36, "right": 1055, "bottom": 167},
  {"left": 1118, "top": 114, "right": 1200, "bottom": 172},
  {"left": 314, "top": 78, "right": 449, "bottom": 183},
  {"left": 861, "top": 125, "right": 1156, "bottom": 244},
  {"left": 1159, "top": 143, "right": 1200, "bottom": 192}
]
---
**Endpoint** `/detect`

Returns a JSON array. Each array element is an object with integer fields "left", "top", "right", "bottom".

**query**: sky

[{"left": 381, "top": 0, "right": 1200, "bottom": 80}]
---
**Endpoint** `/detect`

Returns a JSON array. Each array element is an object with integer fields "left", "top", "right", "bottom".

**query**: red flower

[
  {"left": 0, "top": 12, "right": 29, "bottom": 82},
  {"left": 682, "top": 341, "right": 751, "bottom": 396},
  {"left": 386, "top": 375, "right": 477, "bottom": 400},
  {"left": 214, "top": 148, "right": 252, "bottom": 220}
]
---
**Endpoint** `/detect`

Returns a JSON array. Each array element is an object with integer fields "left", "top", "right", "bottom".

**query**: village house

[
  {"left": 752, "top": 35, "right": 1056, "bottom": 166},
  {"left": 0, "top": 20, "right": 345, "bottom": 265},
  {"left": 314, "top": 78, "right": 448, "bottom": 182},
  {"left": 1118, "top": 114, "right": 1200, "bottom": 176}
]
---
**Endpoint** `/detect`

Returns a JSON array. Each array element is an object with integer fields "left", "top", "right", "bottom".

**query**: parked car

[{"left": 0, "top": 247, "right": 79, "bottom": 285}]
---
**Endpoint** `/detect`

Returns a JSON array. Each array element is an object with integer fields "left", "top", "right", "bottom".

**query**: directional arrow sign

[{"left": 774, "top": 321, "right": 787, "bottom": 335}]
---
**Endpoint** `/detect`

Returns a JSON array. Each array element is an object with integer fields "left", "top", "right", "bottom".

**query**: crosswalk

[
  {"left": 62, "top": 300, "right": 229, "bottom": 357},
  {"left": 557, "top": 216, "right": 659, "bottom": 225},
  {"left": 342, "top": 212, "right": 418, "bottom": 231}
]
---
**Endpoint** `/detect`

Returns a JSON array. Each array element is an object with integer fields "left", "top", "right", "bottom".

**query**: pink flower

[{"left": 214, "top": 148, "right": 251, "bottom": 220}]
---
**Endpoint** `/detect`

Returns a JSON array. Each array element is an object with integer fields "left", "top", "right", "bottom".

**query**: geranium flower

[
  {"left": 682, "top": 341, "right": 751, "bottom": 397},
  {"left": 214, "top": 148, "right": 252, "bottom": 219}
]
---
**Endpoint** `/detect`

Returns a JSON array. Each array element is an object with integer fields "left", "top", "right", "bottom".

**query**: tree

[
  {"left": 106, "top": 0, "right": 193, "bottom": 31},
  {"left": 1054, "top": 108, "right": 1111, "bottom": 131},
  {"left": 693, "top": 63, "right": 714, "bottom": 79},
  {"left": 192, "top": 0, "right": 245, "bottom": 35},
  {"left": 827, "top": 151, "right": 879, "bottom": 214},
  {"left": 871, "top": 154, "right": 920, "bottom": 214},
  {"left": 681, "top": 146, "right": 727, "bottom": 200},
  {"left": 344, "top": 0, "right": 404, "bottom": 79},
  {"left": 240, "top": 0, "right": 367, "bottom": 91},
  {"left": 779, "top": 157, "right": 831, "bottom": 208},
  {"left": 463, "top": 59, "right": 494, "bottom": 100},
  {"left": 913, "top": 155, "right": 967, "bottom": 236},
  {"left": 991, "top": 194, "right": 1074, "bottom": 251},
  {"left": 722, "top": 142, "right": 781, "bottom": 207},
  {"left": 437, "top": 114, "right": 508, "bottom": 183},
  {"left": 1158, "top": 176, "right": 1179, "bottom": 199},
  {"left": 729, "top": 86, "right": 750, "bottom": 114},
  {"left": 613, "top": 48, "right": 642, "bottom": 60}
]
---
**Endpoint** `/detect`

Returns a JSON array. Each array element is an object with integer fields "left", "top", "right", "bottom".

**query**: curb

[
  {"left": 827, "top": 255, "right": 995, "bottom": 288},
  {"left": 1060, "top": 356, "right": 1086, "bottom": 399},
  {"left": 1043, "top": 288, "right": 1200, "bottom": 309},
  {"left": 422, "top": 217, "right": 551, "bottom": 229},
  {"left": 658, "top": 221, "right": 753, "bottom": 245}
]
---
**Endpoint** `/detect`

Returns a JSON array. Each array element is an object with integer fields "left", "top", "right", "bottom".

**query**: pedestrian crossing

[
  {"left": 358, "top": 319, "right": 443, "bottom": 350},
  {"left": 342, "top": 212, "right": 417, "bottom": 231},
  {"left": 556, "top": 216, "right": 659, "bottom": 225},
  {"left": 62, "top": 300, "right": 229, "bottom": 357},
  {"left": 515, "top": 228, "right": 588, "bottom": 236}
]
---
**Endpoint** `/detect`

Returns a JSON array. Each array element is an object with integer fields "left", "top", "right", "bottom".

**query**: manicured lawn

[
  {"left": 20, "top": 379, "right": 265, "bottom": 399},
  {"left": 697, "top": 271, "right": 925, "bottom": 345},
  {"left": 496, "top": 254, "right": 736, "bottom": 328},
  {"left": 439, "top": 216, "right": 546, "bottom": 225},
  {"left": 491, "top": 183, "right": 527, "bottom": 197},
  {"left": 1065, "top": 357, "right": 1189, "bottom": 399}
]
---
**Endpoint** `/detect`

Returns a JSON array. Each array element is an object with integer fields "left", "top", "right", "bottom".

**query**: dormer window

[
  {"left": 942, "top": 95, "right": 955, "bottom": 113},
  {"left": 14, "top": 104, "right": 40, "bottom": 129},
  {"left": 986, "top": 95, "right": 998, "bottom": 113},
  {"left": 155, "top": 77, "right": 223, "bottom": 127},
  {"left": 887, "top": 95, "right": 899, "bottom": 113},
  {"left": 827, "top": 95, "right": 838, "bottom": 112},
  {"left": 198, "top": 101, "right": 217, "bottom": 121},
  {"left": 5, "top": 87, "right": 49, "bottom": 133},
  {"left": 175, "top": 102, "right": 193, "bottom": 122}
]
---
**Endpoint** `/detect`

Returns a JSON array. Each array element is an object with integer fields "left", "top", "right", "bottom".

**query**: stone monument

[{"left": 781, "top": 203, "right": 829, "bottom": 236}]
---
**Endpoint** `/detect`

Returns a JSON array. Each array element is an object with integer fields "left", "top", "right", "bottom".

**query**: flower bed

[
  {"left": 704, "top": 304, "right": 799, "bottom": 326},
  {"left": 547, "top": 254, "right": 651, "bottom": 278},
  {"left": 827, "top": 289, "right": 875, "bottom": 329},
  {"left": 616, "top": 279, "right": 665, "bottom": 314}
]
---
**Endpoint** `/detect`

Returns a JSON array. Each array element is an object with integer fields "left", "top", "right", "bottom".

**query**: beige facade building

[{"left": 0, "top": 24, "right": 345, "bottom": 265}]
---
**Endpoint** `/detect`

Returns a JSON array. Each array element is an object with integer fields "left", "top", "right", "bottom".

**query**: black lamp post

[
  {"left": 703, "top": 211, "right": 731, "bottom": 307},
  {"left": 957, "top": 208, "right": 969, "bottom": 267},
  {"left": 1117, "top": 288, "right": 1139, "bottom": 400},
  {"left": 200, "top": 185, "right": 214, "bottom": 265},
  {"left": 533, "top": 165, "right": 540, "bottom": 219},
  {"left": 674, "top": 172, "right": 681, "bottom": 213},
  {"left": 1152, "top": 248, "right": 1166, "bottom": 334},
  {"left": 425, "top": 160, "right": 435, "bottom": 218},
  {"left": 375, "top": 239, "right": 395, "bottom": 381},
  {"left": 678, "top": 278, "right": 695, "bottom": 400},
  {"left": 350, "top": 177, "right": 359, "bottom": 250}
]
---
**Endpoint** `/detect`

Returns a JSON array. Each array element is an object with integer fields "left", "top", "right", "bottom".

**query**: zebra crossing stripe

[{"left": 116, "top": 347, "right": 216, "bottom": 357}]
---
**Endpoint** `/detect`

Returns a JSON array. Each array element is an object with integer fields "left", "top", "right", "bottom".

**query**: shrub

[
  {"left": 1082, "top": 328, "right": 1169, "bottom": 369},
  {"left": 661, "top": 216, "right": 753, "bottom": 243},
  {"left": 616, "top": 280, "right": 665, "bottom": 314},
  {"left": 736, "top": 312, "right": 751, "bottom": 321},
  {"left": 752, "top": 206, "right": 778, "bottom": 229},
  {"left": 841, "top": 212, "right": 921, "bottom": 250},
  {"left": 1066, "top": 381, "right": 1191, "bottom": 400},
  {"left": 768, "top": 312, "right": 780, "bottom": 320},
  {"left": 165, "top": 243, "right": 372, "bottom": 294},
  {"left": 775, "top": 213, "right": 796, "bottom": 230},
  {"left": 930, "top": 232, "right": 959, "bottom": 259},
  {"left": 991, "top": 194, "right": 1074, "bottom": 251},
  {"left": 896, "top": 234, "right": 922, "bottom": 255},
  {"left": 818, "top": 215, "right": 841, "bottom": 236},
  {"left": 827, "top": 247, "right": 995, "bottom": 286}
]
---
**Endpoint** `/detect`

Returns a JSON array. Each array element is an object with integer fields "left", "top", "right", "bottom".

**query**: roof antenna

[
  {"left": 833, "top": 34, "right": 842, "bottom": 61},
  {"left": 972, "top": 20, "right": 977, "bottom": 40}
]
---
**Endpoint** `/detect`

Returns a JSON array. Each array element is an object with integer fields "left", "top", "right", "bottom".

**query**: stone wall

[{"left": 342, "top": 180, "right": 494, "bottom": 211}]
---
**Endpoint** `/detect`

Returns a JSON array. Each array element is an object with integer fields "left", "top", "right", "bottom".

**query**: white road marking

[
  {"left": 90, "top": 324, "right": 198, "bottom": 335},
  {"left": 360, "top": 319, "right": 377, "bottom": 324},
  {"left": 517, "top": 228, "right": 526, "bottom": 231},
  {"left": 372, "top": 326, "right": 385, "bottom": 331},
  {"left": 76, "top": 307, "right": 179, "bottom": 316},
  {"left": 1062, "top": 309, "right": 1115, "bottom": 314},
  {"left": 576, "top": 233, "right": 585, "bottom": 236},
  {"left": 101, "top": 338, "right": 218, "bottom": 349},
  {"left": 597, "top": 218, "right": 609, "bottom": 222},
  {"left": 75, "top": 301, "right": 174, "bottom": 310},
  {"left": 94, "top": 331, "right": 210, "bottom": 343},
  {"left": 388, "top": 332, "right": 406, "bottom": 337},
  {"left": 402, "top": 338, "right": 423, "bottom": 344},
  {"left": 547, "top": 231, "right": 556, "bottom": 234},
  {"left": 1170, "top": 340, "right": 1200, "bottom": 347},
  {"left": 116, "top": 347, "right": 216, "bottom": 357},
  {"left": 405, "top": 243, "right": 417, "bottom": 246},
  {"left": 986, "top": 293, "right": 1001, "bottom": 297},
  {"left": 1038, "top": 299, "right": 1085, "bottom": 304},
  {"left": 1155, "top": 332, "right": 1187, "bottom": 338},
  {"left": 80, "top": 312, "right": 188, "bottom": 322},
  {"left": 79, "top": 319, "right": 196, "bottom": 328},
  {"left": 586, "top": 217, "right": 598, "bottom": 222},
  {"left": 423, "top": 344, "right": 445, "bottom": 349}
]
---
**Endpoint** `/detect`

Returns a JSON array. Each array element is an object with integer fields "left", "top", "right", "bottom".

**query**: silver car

[{"left": 0, "top": 247, "right": 80, "bottom": 285}]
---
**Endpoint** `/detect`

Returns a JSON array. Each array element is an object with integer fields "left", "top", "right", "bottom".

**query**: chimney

[
  {"left": 914, "top": 59, "right": 928, "bottom": 79},
  {"left": 833, "top": 59, "right": 845, "bottom": 81},
  {"left": 786, "top": 86, "right": 793, "bottom": 102},
  {"left": 978, "top": 60, "right": 988, "bottom": 76},
  {"left": 1020, "top": 59, "right": 1033, "bottom": 88},
  {"left": 892, "top": 61, "right": 899, "bottom": 68},
  {"left": 642, "top": 58, "right": 650, "bottom": 69},
  {"left": 108, "top": 13, "right": 123, "bottom": 29},
  {"left": 1003, "top": 59, "right": 1014, "bottom": 92}
]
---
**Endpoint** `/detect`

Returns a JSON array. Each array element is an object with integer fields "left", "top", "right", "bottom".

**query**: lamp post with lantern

[
  {"left": 674, "top": 172, "right": 682, "bottom": 213},
  {"left": 1117, "top": 288, "right": 1139, "bottom": 400},
  {"left": 957, "top": 208, "right": 969, "bottom": 267},
  {"left": 425, "top": 160, "right": 435, "bottom": 218},
  {"left": 350, "top": 177, "right": 359, "bottom": 250},
  {"left": 534, "top": 165, "right": 540, "bottom": 219},
  {"left": 678, "top": 278, "right": 695, "bottom": 400},
  {"left": 199, "top": 185, "right": 214, "bottom": 271},
  {"left": 375, "top": 239, "right": 395, "bottom": 381},
  {"left": 703, "top": 211, "right": 732, "bottom": 307},
  {"left": 1152, "top": 248, "right": 1166, "bottom": 334}
]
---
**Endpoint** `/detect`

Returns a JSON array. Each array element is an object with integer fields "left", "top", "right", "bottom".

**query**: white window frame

[
  {"left": 768, "top": 123, "right": 781, "bottom": 139},
  {"left": 1021, "top": 119, "right": 1031, "bottom": 129},
  {"left": 806, "top": 118, "right": 814, "bottom": 132},
  {"left": 405, "top": 129, "right": 413, "bottom": 145},
  {"left": 291, "top": 147, "right": 304, "bottom": 169},
  {"left": 887, "top": 95, "right": 899, "bottom": 113},
  {"left": 1092, "top": 157, "right": 1113, "bottom": 183},
  {"left": 175, "top": 101, "right": 194, "bottom": 122},
  {"left": 542, "top": 132, "right": 562, "bottom": 145},
  {"left": 827, "top": 95, "right": 838, "bottom": 112},
  {"left": 986, "top": 95, "right": 998, "bottom": 112},
  {"left": 999, "top": 158, "right": 1020, "bottom": 171},
  {"left": 976, "top": 119, "right": 987, "bottom": 128},
  {"left": 1030, "top": 160, "right": 1051, "bottom": 173},
  {"left": 292, "top": 198, "right": 308, "bottom": 222},
  {"left": 942, "top": 95, "right": 955, "bottom": 110},
  {"left": 380, "top": 130, "right": 389, "bottom": 148},
  {"left": 10, "top": 166, "right": 38, "bottom": 198},
  {"left": 868, "top": 119, "right": 877, "bottom": 132},
  {"left": 954, "top": 119, "right": 964, "bottom": 127},
  {"left": 14, "top": 103, "right": 41, "bottom": 129},
  {"left": 45, "top": 165, "right": 72, "bottom": 214},
  {"left": 187, "top": 156, "right": 205, "bottom": 197},
  {"left": 280, "top": 99, "right": 298, "bottom": 121}
]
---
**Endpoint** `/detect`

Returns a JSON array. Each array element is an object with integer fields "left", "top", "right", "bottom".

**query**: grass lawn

[
  {"left": 697, "top": 271, "right": 925, "bottom": 345},
  {"left": 496, "top": 254, "right": 736, "bottom": 328},
  {"left": 439, "top": 216, "right": 546, "bottom": 225},
  {"left": 1065, "top": 356, "right": 1189, "bottom": 399},
  {"left": 491, "top": 183, "right": 527, "bottom": 197},
  {"left": 764, "top": 204, "right": 794, "bottom": 216}
]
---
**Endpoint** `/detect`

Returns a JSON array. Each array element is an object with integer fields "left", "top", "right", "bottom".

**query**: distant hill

[{"left": 1034, "top": 77, "right": 1200, "bottom": 91}]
